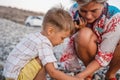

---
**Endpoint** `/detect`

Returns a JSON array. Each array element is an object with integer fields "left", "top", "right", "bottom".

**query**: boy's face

[{"left": 49, "top": 29, "right": 70, "bottom": 46}]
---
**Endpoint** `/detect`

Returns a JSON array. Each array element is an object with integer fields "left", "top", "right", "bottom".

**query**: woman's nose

[{"left": 85, "top": 12, "right": 93, "bottom": 19}]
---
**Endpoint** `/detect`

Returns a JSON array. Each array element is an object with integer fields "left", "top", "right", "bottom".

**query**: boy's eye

[
  {"left": 61, "top": 37, "right": 65, "bottom": 40},
  {"left": 91, "top": 10, "right": 97, "bottom": 13}
]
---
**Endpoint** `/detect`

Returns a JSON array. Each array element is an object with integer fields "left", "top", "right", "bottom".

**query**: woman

[{"left": 60, "top": 0, "right": 120, "bottom": 80}]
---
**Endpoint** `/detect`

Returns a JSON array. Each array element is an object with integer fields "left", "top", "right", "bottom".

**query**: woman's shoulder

[
  {"left": 71, "top": 2, "right": 79, "bottom": 9},
  {"left": 69, "top": 2, "right": 79, "bottom": 19},
  {"left": 69, "top": 3, "right": 79, "bottom": 14},
  {"left": 107, "top": 4, "right": 120, "bottom": 17}
]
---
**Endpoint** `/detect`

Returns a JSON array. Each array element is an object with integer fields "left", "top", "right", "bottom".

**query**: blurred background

[{"left": 0, "top": 0, "right": 120, "bottom": 13}]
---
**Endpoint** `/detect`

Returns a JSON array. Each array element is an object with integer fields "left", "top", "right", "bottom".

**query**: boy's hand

[
  {"left": 75, "top": 73, "right": 85, "bottom": 80},
  {"left": 75, "top": 76, "right": 84, "bottom": 80}
]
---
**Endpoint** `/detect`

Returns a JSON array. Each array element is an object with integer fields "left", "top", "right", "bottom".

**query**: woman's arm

[{"left": 76, "top": 60, "right": 101, "bottom": 79}]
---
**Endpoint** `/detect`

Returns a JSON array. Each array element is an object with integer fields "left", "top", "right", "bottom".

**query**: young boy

[{"left": 3, "top": 7, "right": 80, "bottom": 80}]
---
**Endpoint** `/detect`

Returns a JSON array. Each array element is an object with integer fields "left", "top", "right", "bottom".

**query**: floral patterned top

[{"left": 68, "top": 2, "right": 120, "bottom": 66}]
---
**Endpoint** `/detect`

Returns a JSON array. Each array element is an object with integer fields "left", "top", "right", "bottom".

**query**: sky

[{"left": 0, "top": 0, "right": 120, "bottom": 13}]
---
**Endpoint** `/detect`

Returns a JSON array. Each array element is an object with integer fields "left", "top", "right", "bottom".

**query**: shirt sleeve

[
  {"left": 38, "top": 43, "right": 57, "bottom": 66},
  {"left": 95, "top": 13, "right": 120, "bottom": 66},
  {"left": 68, "top": 2, "right": 79, "bottom": 19}
]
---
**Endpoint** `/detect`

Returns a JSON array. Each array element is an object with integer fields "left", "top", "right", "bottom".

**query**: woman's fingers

[
  {"left": 73, "top": 17, "right": 87, "bottom": 29},
  {"left": 74, "top": 21, "right": 80, "bottom": 28}
]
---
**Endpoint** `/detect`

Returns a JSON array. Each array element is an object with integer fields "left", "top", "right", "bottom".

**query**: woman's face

[{"left": 79, "top": 1, "right": 104, "bottom": 23}]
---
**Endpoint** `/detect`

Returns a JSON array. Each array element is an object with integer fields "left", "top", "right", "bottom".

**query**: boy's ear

[{"left": 47, "top": 26, "right": 55, "bottom": 35}]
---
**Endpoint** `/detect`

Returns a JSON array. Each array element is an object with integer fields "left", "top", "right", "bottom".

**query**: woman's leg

[
  {"left": 106, "top": 41, "right": 120, "bottom": 80},
  {"left": 74, "top": 27, "right": 97, "bottom": 66},
  {"left": 74, "top": 27, "right": 98, "bottom": 80}
]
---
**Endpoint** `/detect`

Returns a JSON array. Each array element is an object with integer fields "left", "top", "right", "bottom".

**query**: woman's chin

[{"left": 87, "top": 20, "right": 94, "bottom": 24}]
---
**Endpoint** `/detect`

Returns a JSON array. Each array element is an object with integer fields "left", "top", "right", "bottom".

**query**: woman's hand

[
  {"left": 71, "top": 17, "right": 87, "bottom": 35},
  {"left": 74, "top": 17, "right": 87, "bottom": 29}
]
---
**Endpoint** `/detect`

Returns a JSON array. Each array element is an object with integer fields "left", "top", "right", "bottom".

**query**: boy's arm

[{"left": 45, "top": 62, "right": 80, "bottom": 80}]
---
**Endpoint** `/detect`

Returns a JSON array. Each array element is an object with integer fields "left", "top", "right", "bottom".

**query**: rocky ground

[{"left": 0, "top": 18, "right": 120, "bottom": 80}]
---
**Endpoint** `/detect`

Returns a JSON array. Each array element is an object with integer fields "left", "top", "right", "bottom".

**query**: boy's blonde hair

[{"left": 42, "top": 7, "right": 73, "bottom": 32}]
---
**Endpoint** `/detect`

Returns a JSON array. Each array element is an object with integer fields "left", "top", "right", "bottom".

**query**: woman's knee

[
  {"left": 75, "top": 27, "right": 95, "bottom": 47},
  {"left": 75, "top": 27, "right": 97, "bottom": 57}
]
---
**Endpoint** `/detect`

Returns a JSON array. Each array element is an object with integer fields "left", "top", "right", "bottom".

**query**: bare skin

[{"left": 34, "top": 57, "right": 46, "bottom": 80}]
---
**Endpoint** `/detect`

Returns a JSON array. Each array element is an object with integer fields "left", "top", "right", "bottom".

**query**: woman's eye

[{"left": 80, "top": 9, "right": 87, "bottom": 13}]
